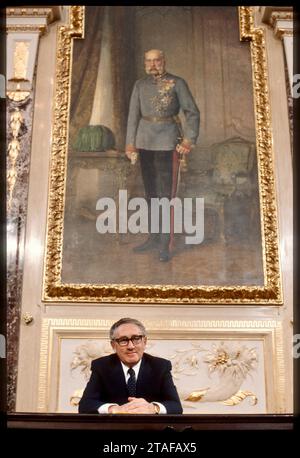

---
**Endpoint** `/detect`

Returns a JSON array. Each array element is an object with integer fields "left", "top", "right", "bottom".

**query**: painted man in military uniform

[{"left": 126, "top": 49, "right": 200, "bottom": 262}]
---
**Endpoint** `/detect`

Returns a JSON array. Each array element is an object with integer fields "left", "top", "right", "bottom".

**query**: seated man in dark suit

[{"left": 78, "top": 317, "right": 182, "bottom": 414}]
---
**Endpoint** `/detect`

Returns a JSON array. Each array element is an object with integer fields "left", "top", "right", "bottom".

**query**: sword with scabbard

[
  {"left": 169, "top": 116, "right": 189, "bottom": 250},
  {"left": 173, "top": 115, "right": 188, "bottom": 195}
]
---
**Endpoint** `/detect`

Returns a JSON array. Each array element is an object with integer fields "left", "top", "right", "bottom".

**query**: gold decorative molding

[
  {"left": 6, "top": 8, "right": 61, "bottom": 100},
  {"left": 9, "top": 108, "right": 23, "bottom": 138},
  {"left": 186, "top": 390, "right": 258, "bottom": 406},
  {"left": 13, "top": 41, "right": 29, "bottom": 79},
  {"left": 70, "top": 388, "right": 84, "bottom": 406},
  {"left": 42, "top": 6, "right": 282, "bottom": 304},
  {"left": 6, "top": 6, "right": 61, "bottom": 35},
  {"left": 6, "top": 6, "right": 61, "bottom": 23},
  {"left": 270, "top": 12, "right": 293, "bottom": 27},
  {"left": 38, "top": 318, "right": 285, "bottom": 413},
  {"left": 222, "top": 390, "right": 258, "bottom": 406},
  {"left": 274, "top": 323, "right": 286, "bottom": 410},
  {"left": 7, "top": 88, "right": 30, "bottom": 102},
  {"left": 274, "top": 29, "right": 293, "bottom": 40},
  {"left": 238, "top": 5, "right": 254, "bottom": 40},
  {"left": 261, "top": 7, "right": 293, "bottom": 39},
  {"left": 6, "top": 25, "right": 47, "bottom": 35},
  {"left": 184, "top": 342, "right": 259, "bottom": 404},
  {"left": 240, "top": 6, "right": 282, "bottom": 303},
  {"left": 7, "top": 109, "right": 24, "bottom": 208},
  {"left": 22, "top": 313, "right": 34, "bottom": 325},
  {"left": 38, "top": 319, "right": 52, "bottom": 411},
  {"left": 7, "top": 39, "right": 31, "bottom": 99},
  {"left": 69, "top": 5, "right": 85, "bottom": 38}
]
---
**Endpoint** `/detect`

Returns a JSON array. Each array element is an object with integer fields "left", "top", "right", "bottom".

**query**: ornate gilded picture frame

[{"left": 42, "top": 6, "right": 282, "bottom": 304}]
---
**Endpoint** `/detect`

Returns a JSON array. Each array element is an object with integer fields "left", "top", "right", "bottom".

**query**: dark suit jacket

[{"left": 78, "top": 352, "right": 182, "bottom": 414}]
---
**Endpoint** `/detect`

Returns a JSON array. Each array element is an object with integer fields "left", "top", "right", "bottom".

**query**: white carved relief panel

[
  {"left": 59, "top": 338, "right": 266, "bottom": 414},
  {"left": 38, "top": 319, "right": 285, "bottom": 414}
]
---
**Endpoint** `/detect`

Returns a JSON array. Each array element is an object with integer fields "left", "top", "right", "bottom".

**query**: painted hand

[
  {"left": 125, "top": 145, "right": 138, "bottom": 161},
  {"left": 176, "top": 142, "right": 191, "bottom": 155},
  {"left": 126, "top": 150, "right": 133, "bottom": 160}
]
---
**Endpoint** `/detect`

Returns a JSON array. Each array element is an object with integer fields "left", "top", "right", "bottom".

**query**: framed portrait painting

[{"left": 43, "top": 6, "right": 282, "bottom": 304}]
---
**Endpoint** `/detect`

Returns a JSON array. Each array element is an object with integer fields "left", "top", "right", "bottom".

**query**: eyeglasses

[{"left": 113, "top": 335, "right": 145, "bottom": 347}]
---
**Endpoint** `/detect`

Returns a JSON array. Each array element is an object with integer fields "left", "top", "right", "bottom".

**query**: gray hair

[
  {"left": 144, "top": 49, "right": 165, "bottom": 59},
  {"left": 109, "top": 318, "right": 147, "bottom": 340}
]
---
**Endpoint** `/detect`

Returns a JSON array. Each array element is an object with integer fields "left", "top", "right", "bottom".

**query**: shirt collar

[{"left": 121, "top": 358, "right": 142, "bottom": 380}]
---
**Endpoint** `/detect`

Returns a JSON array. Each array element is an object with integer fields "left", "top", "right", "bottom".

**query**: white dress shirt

[{"left": 98, "top": 359, "right": 166, "bottom": 414}]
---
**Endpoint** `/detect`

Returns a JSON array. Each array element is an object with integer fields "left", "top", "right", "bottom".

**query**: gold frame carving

[
  {"left": 42, "top": 6, "right": 282, "bottom": 304},
  {"left": 38, "top": 318, "right": 285, "bottom": 413}
]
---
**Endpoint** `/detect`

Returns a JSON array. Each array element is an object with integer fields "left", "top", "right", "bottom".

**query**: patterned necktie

[{"left": 127, "top": 368, "right": 136, "bottom": 397}]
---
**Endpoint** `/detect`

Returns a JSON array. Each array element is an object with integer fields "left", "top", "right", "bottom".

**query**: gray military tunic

[{"left": 126, "top": 72, "right": 200, "bottom": 151}]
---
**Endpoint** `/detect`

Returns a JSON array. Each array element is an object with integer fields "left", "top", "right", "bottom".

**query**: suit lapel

[
  {"left": 136, "top": 355, "right": 152, "bottom": 397},
  {"left": 109, "top": 354, "right": 128, "bottom": 399}
]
